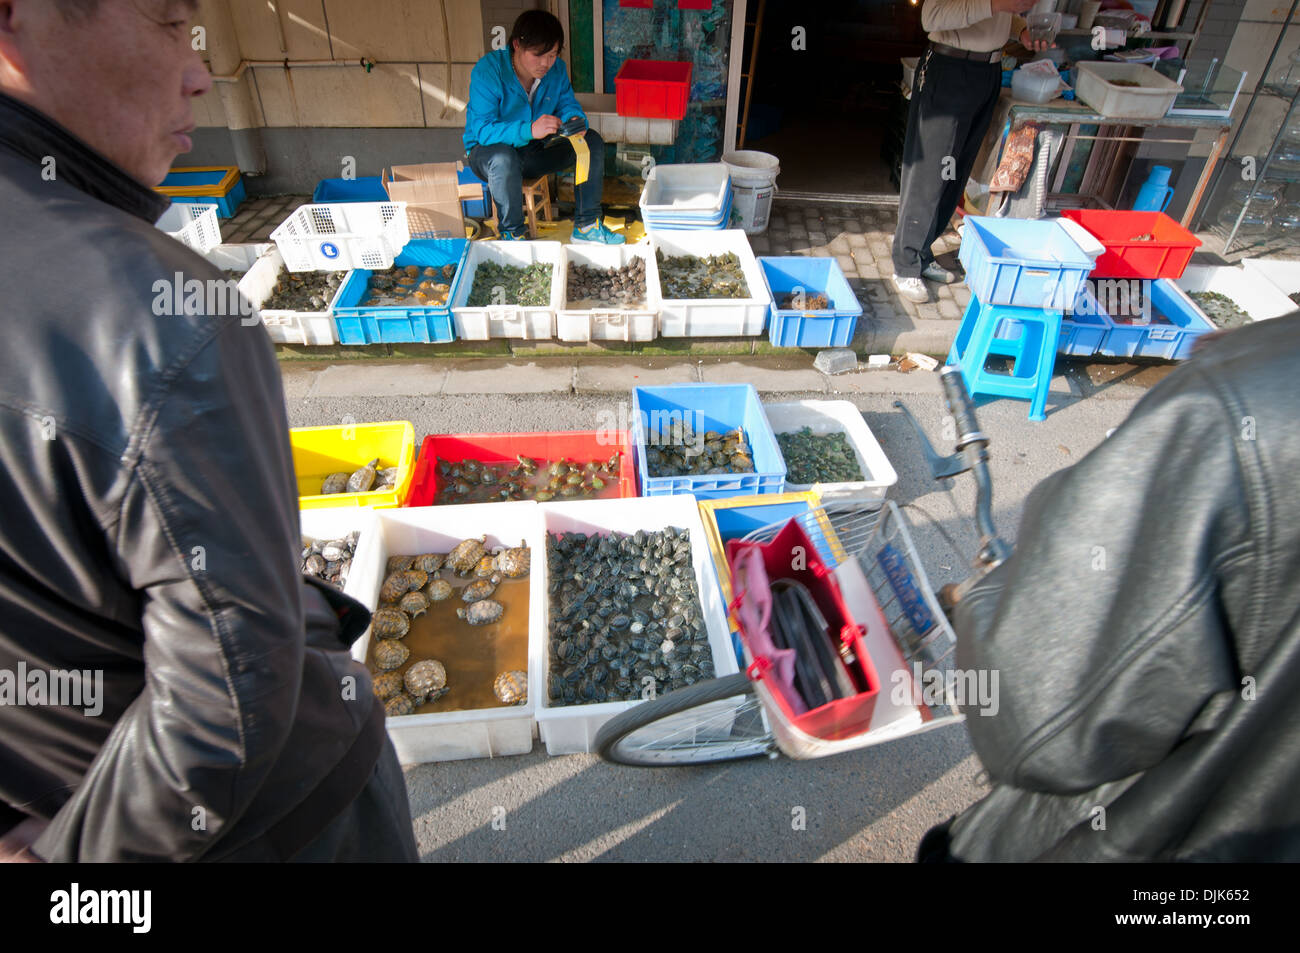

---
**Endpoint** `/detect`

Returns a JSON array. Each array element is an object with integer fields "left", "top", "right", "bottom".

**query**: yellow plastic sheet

[{"left": 567, "top": 133, "right": 590, "bottom": 186}]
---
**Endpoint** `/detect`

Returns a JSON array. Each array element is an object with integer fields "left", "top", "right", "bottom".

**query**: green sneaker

[{"left": 572, "top": 221, "right": 626, "bottom": 245}]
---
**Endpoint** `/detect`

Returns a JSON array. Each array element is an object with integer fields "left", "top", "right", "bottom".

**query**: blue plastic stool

[{"left": 947, "top": 296, "right": 1062, "bottom": 422}]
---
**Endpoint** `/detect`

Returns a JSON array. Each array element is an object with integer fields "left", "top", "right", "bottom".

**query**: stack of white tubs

[{"left": 639, "top": 163, "right": 733, "bottom": 233}]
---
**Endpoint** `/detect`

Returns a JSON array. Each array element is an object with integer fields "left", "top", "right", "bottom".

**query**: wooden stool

[{"left": 482, "top": 175, "right": 555, "bottom": 239}]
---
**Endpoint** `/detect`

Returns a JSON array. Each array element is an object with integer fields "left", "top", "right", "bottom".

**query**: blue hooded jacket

[{"left": 463, "top": 48, "right": 586, "bottom": 153}]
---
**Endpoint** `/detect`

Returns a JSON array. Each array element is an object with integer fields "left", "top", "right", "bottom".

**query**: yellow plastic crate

[
  {"left": 292, "top": 420, "right": 416, "bottom": 510},
  {"left": 697, "top": 491, "right": 834, "bottom": 637}
]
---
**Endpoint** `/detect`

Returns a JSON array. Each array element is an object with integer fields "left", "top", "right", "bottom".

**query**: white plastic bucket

[{"left": 722, "top": 150, "right": 780, "bottom": 235}]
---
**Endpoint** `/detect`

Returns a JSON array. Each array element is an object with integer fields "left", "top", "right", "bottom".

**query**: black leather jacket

[
  {"left": 0, "top": 93, "right": 385, "bottom": 861},
  {"left": 943, "top": 313, "right": 1300, "bottom": 861}
]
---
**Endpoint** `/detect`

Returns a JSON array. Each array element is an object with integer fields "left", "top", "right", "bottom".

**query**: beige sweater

[{"left": 923, "top": 0, "right": 1026, "bottom": 54}]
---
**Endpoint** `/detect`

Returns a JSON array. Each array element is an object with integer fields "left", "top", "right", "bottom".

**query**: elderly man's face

[{"left": 0, "top": 0, "right": 212, "bottom": 186}]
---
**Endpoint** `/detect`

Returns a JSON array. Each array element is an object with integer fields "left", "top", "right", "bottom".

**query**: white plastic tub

[
  {"left": 653, "top": 230, "right": 772, "bottom": 336},
  {"left": 534, "top": 496, "right": 739, "bottom": 756},
  {"left": 299, "top": 506, "right": 378, "bottom": 603},
  {"left": 347, "top": 502, "right": 545, "bottom": 764},
  {"left": 238, "top": 247, "right": 346, "bottom": 346},
  {"left": 156, "top": 203, "right": 222, "bottom": 253},
  {"left": 200, "top": 243, "right": 273, "bottom": 272},
  {"left": 761, "top": 401, "right": 898, "bottom": 504},
  {"left": 1175, "top": 264, "right": 1299, "bottom": 322},
  {"left": 1074, "top": 62, "right": 1182, "bottom": 119},
  {"left": 1241, "top": 258, "right": 1300, "bottom": 302},
  {"left": 558, "top": 242, "right": 661, "bottom": 342},
  {"left": 640, "top": 163, "right": 731, "bottom": 216},
  {"left": 450, "top": 240, "right": 564, "bottom": 340},
  {"left": 270, "top": 201, "right": 409, "bottom": 272}
]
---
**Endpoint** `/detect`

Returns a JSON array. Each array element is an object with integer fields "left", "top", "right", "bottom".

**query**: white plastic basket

[
  {"left": 761, "top": 400, "right": 899, "bottom": 504},
  {"left": 270, "top": 201, "right": 409, "bottom": 272},
  {"left": 450, "top": 240, "right": 564, "bottom": 340},
  {"left": 156, "top": 203, "right": 222, "bottom": 253},
  {"left": 557, "top": 242, "right": 661, "bottom": 342},
  {"left": 640, "top": 163, "right": 732, "bottom": 217},
  {"left": 346, "top": 503, "right": 545, "bottom": 764},
  {"left": 534, "top": 496, "right": 739, "bottom": 756},
  {"left": 1074, "top": 62, "right": 1182, "bottom": 119},
  {"left": 576, "top": 93, "right": 680, "bottom": 145},
  {"left": 237, "top": 247, "right": 345, "bottom": 346},
  {"left": 653, "top": 229, "right": 772, "bottom": 337}
]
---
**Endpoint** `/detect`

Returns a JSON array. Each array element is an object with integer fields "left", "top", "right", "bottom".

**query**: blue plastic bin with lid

[
  {"left": 157, "top": 167, "right": 246, "bottom": 218},
  {"left": 311, "top": 177, "right": 390, "bottom": 203},
  {"left": 631, "top": 384, "right": 786, "bottom": 500},
  {"left": 759, "top": 256, "right": 863, "bottom": 348},
  {"left": 958, "top": 216, "right": 1095, "bottom": 310},
  {"left": 331, "top": 239, "right": 468, "bottom": 345}
]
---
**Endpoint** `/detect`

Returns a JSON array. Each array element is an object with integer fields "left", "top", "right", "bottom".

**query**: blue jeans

[{"left": 468, "top": 128, "right": 607, "bottom": 235}]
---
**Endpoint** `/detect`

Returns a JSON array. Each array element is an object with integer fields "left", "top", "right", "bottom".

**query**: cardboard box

[{"left": 382, "top": 161, "right": 465, "bottom": 239}]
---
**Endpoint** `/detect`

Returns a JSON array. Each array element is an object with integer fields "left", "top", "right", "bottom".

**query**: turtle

[
  {"left": 372, "top": 638, "right": 409, "bottom": 671},
  {"left": 412, "top": 553, "right": 445, "bottom": 574},
  {"left": 399, "top": 590, "right": 430, "bottom": 619},
  {"left": 457, "top": 599, "right": 504, "bottom": 626},
  {"left": 473, "top": 555, "right": 497, "bottom": 578},
  {"left": 371, "top": 670, "right": 405, "bottom": 700},
  {"left": 379, "top": 571, "right": 410, "bottom": 604},
  {"left": 493, "top": 542, "right": 531, "bottom": 578},
  {"left": 384, "top": 691, "right": 417, "bottom": 717},
  {"left": 400, "top": 569, "right": 429, "bottom": 592},
  {"left": 371, "top": 607, "right": 411, "bottom": 640},
  {"left": 386, "top": 555, "right": 416, "bottom": 574},
  {"left": 462, "top": 574, "right": 500, "bottom": 603},
  {"left": 320, "top": 472, "right": 350, "bottom": 495},
  {"left": 446, "top": 535, "right": 488, "bottom": 576},
  {"left": 493, "top": 670, "right": 528, "bottom": 706},
  {"left": 426, "top": 576, "right": 453, "bottom": 602},
  {"left": 404, "top": 659, "right": 447, "bottom": 704},
  {"left": 376, "top": 467, "right": 400, "bottom": 488},
  {"left": 346, "top": 458, "right": 380, "bottom": 493}
]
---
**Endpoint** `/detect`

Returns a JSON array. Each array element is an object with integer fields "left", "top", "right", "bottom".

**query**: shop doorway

[{"left": 735, "top": 0, "right": 928, "bottom": 197}]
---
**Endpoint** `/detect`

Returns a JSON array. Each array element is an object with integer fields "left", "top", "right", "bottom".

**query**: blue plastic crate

[
  {"left": 758, "top": 256, "right": 863, "bottom": 348},
  {"left": 166, "top": 178, "right": 246, "bottom": 219},
  {"left": 331, "top": 239, "right": 468, "bottom": 345},
  {"left": 987, "top": 289, "right": 1108, "bottom": 359},
  {"left": 1095, "top": 278, "right": 1214, "bottom": 361},
  {"left": 311, "top": 176, "right": 389, "bottom": 203},
  {"left": 631, "top": 384, "right": 786, "bottom": 500},
  {"left": 457, "top": 167, "right": 492, "bottom": 218},
  {"left": 958, "top": 216, "right": 1094, "bottom": 310}
]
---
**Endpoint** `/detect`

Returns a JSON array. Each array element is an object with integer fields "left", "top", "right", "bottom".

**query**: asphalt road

[{"left": 283, "top": 357, "right": 1171, "bottom": 862}]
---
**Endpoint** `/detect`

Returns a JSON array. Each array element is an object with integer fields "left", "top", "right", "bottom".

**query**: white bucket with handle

[{"left": 722, "top": 150, "right": 780, "bottom": 234}]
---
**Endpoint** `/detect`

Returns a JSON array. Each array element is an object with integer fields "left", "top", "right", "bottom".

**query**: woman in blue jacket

[{"left": 465, "top": 11, "right": 623, "bottom": 243}]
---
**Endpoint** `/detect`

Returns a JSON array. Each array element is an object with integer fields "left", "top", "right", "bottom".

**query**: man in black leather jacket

[
  {"left": 920, "top": 314, "right": 1300, "bottom": 861},
  {"left": 0, "top": 0, "right": 416, "bottom": 861}
]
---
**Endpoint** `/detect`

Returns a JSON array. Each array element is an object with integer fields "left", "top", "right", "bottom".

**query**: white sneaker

[{"left": 893, "top": 274, "right": 929, "bottom": 303}]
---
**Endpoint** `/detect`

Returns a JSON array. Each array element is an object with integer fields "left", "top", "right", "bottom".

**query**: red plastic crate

[
  {"left": 404, "top": 431, "right": 638, "bottom": 507},
  {"left": 614, "top": 59, "right": 693, "bottom": 120},
  {"left": 620, "top": 0, "right": 652, "bottom": 6},
  {"left": 678, "top": 0, "right": 713, "bottom": 8},
  {"left": 1061, "top": 209, "right": 1201, "bottom": 280}
]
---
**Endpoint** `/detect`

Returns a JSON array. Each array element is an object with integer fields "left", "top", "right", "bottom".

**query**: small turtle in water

[
  {"left": 462, "top": 574, "right": 501, "bottom": 603},
  {"left": 386, "top": 555, "right": 416, "bottom": 574},
  {"left": 399, "top": 590, "right": 430, "bottom": 619},
  {"left": 379, "top": 571, "right": 409, "bottom": 604},
  {"left": 493, "top": 542, "right": 531, "bottom": 578},
  {"left": 446, "top": 535, "right": 488, "bottom": 576},
  {"left": 384, "top": 692, "right": 417, "bottom": 717},
  {"left": 426, "top": 576, "right": 453, "bottom": 602},
  {"left": 473, "top": 555, "right": 497, "bottom": 578},
  {"left": 404, "top": 659, "right": 448, "bottom": 704},
  {"left": 372, "top": 638, "right": 409, "bottom": 671},
  {"left": 412, "top": 553, "right": 445, "bottom": 573},
  {"left": 371, "top": 670, "right": 405, "bottom": 700},
  {"left": 320, "top": 472, "right": 350, "bottom": 495},
  {"left": 346, "top": 458, "right": 380, "bottom": 493},
  {"left": 458, "top": 599, "right": 504, "bottom": 626},
  {"left": 493, "top": 670, "right": 528, "bottom": 706},
  {"left": 400, "top": 569, "right": 429, "bottom": 592},
  {"left": 371, "top": 607, "right": 410, "bottom": 640}
]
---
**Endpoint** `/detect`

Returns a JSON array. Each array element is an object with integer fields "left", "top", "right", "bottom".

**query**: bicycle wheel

[{"left": 595, "top": 673, "right": 775, "bottom": 766}]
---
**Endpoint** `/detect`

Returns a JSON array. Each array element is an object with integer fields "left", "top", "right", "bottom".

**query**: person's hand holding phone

[{"left": 531, "top": 115, "right": 562, "bottom": 139}]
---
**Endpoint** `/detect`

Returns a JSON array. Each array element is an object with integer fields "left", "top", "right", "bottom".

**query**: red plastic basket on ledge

[
  {"left": 614, "top": 59, "right": 693, "bottom": 120},
  {"left": 1061, "top": 209, "right": 1201, "bottom": 280}
]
